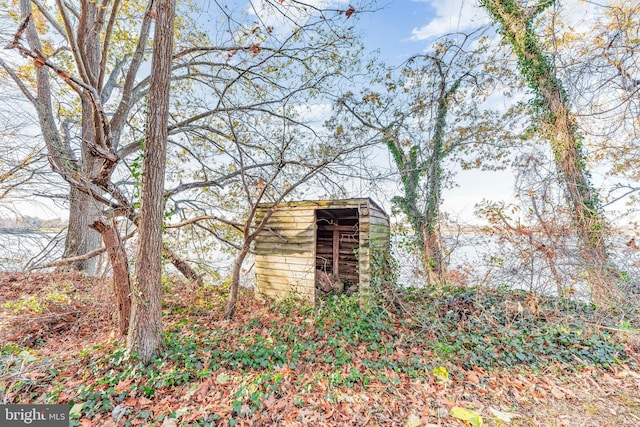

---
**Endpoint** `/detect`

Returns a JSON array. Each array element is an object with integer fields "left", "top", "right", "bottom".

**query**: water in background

[
  {"left": 392, "top": 231, "right": 640, "bottom": 298},
  {"left": 2, "top": 227, "right": 638, "bottom": 299},
  {"left": 0, "top": 228, "right": 65, "bottom": 271}
]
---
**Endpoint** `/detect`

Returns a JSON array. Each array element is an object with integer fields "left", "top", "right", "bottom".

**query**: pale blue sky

[
  {"left": 355, "top": 0, "right": 489, "bottom": 65},
  {"left": 348, "top": 0, "right": 636, "bottom": 225},
  {"left": 356, "top": 0, "right": 437, "bottom": 64},
  {"left": 345, "top": 0, "right": 512, "bottom": 223}
]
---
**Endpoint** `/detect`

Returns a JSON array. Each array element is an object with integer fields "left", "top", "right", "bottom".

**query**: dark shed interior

[{"left": 315, "top": 208, "right": 360, "bottom": 285}]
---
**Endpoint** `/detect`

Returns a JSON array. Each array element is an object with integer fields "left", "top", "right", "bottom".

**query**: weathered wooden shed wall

[
  {"left": 254, "top": 198, "right": 390, "bottom": 303},
  {"left": 356, "top": 200, "right": 391, "bottom": 302},
  {"left": 254, "top": 206, "right": 317, "bottom": 301}
]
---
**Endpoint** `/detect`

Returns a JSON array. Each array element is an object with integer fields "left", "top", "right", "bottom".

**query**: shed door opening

[{"left": 315, "top": 208, "right": 359, "bottom": 286}]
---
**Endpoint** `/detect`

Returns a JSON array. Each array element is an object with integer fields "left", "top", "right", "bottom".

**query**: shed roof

[{"left": 256, "top": 197, "right": 388, "bottom": 217}]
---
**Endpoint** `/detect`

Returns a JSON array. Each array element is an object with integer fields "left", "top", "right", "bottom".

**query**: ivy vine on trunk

[{"left": 481, "top": 0, "right": 620, "bottom": 303}]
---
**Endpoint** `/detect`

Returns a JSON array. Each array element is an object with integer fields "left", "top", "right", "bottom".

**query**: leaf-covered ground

[{"left": 1, "top": 271, "right": 639, "bottom": 426}]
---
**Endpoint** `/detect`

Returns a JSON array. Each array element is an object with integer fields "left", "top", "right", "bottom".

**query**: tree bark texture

[
  {"left": 64, "top": 81, "right": 103, "bottom": 273},
  {"left": 63, "top": 5, "right": 105, "bottom": 273},
  {"left": 224, "top": 244, "right": 250, "bottom": 320},
  {"left": 127, "top": 0, "right": 175, "bottom": 364},
  {"left": 63, "top": 187, "right": 101, "bottom": 273},
  {"left": 90, "top": 218, "right": 131, "bottom": 336},
  {"left": 18, "top": 0, "right": 103, "bottom": 274}
]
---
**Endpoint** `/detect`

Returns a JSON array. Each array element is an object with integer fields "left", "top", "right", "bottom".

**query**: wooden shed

[{"left": 254, "top": 198, "right": 390, "bottom": 303}]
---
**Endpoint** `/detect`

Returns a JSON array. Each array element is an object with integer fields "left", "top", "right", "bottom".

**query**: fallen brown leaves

[
  {"left": 1, "top": 272, "right": 639, "bottom": 426},
  {"left": 0, "top": 271, "right": 112, "bottom": 353}
]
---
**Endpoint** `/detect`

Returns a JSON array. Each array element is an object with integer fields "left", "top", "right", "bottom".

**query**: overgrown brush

[
  {"left": 1, "top": 274, "right": 638, "bottom": 425},
  {"left": 397, "top": 286, "right": 635, "bottom": 369}
]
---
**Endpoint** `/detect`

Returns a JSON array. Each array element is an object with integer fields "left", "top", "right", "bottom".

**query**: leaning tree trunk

[
  {"left": 224, "top": 244, "right": 250, "bottom": 320},
  {"left": 482, "top": 0, "right": 618, "bottom": 303},
  {"left": 90, "top": 219, "right": 131, "bottom": 336},
  {"left": 547, "top": 98, "right": 616, "bottom": 298},
  {"left": 127, "top": 0, "right": 175, "bottom": 364},
  {"left": 163, "top": 243, "right": 203, "bottom": 284}
]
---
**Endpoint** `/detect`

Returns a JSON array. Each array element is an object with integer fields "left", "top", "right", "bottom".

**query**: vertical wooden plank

[
  {"left": 358, "top": 207, "right": 371, "bottom": 307},
  {"left": 332, "top": 226, "right": 339, "bottom": 277},
  {"left": 312, "top": 209, "right": 318, "bottom": 305}
]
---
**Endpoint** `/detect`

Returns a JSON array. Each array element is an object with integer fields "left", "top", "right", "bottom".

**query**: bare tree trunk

[
  {"left": 224, "top": 244, "right": 250, "bottom": 320},
  {"left": 61, "top": 0, "right": 103, "bottom": 274},
  {"left": 127, "top": 0, "right": 175, "bottom": 364},
  {"left": 163, "top": 243, "right": 203, "bottom": 284},
  {"left": 63, "top": 92, "right": 102, "bottom": 273},
  {"left": 63, "top": 187, "right": 101, "bottom": 273},
  {"left": 15, "top": 0, "right": 97, "bottom": 272},
  {"left": 90, "top": 218, "right": 131, "bottom": 336}
]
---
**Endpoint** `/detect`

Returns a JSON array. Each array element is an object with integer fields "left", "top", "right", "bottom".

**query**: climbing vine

[{"left": 482, "top": 0, "right": 619, "bottom": 303}]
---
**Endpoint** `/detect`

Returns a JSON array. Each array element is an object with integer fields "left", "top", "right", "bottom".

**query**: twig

[{"left": 5, "top": 13, "right": 31, "bottom": 49}]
